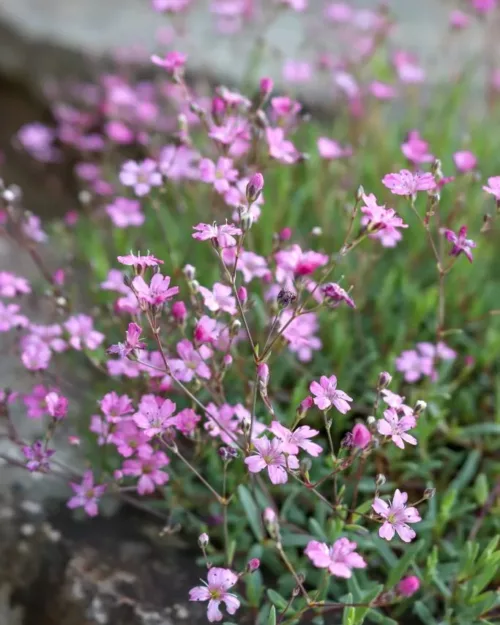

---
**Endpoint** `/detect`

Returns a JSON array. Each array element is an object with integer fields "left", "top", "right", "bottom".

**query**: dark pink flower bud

[
  {"left": 223, "top": 354, "right": 233, "bottom": 366},
  {"left": 257, "top": 363, "right": 269, "bottom": 386},
  {"left": 279, "top": 227, "right": 292, "bottom": 241},
  {"left": 351, "top": 423, "right": 372, "bottom": 449},
  {"left": 260, "top": 77, "right": 274, "bottom": 98},
  {"left": 301, "top": 396, "right": 314, "bottom": 410},
  {"left": 397, "top": 576, "right": 420, "bottom": 597},
  {"left": 211, "top": 96, "right": 226, "bottom": 120},
  {"left": 237, "top": 286, "right": 248, "bottom": 303},
  {"left": 247, "top": 558, "right": 261, "bottom": 573},
  {"left": 53, "top": 269, "right": 65, "bottom": 286},
  {"left": 172, "top": 301, "right": 187, "bottom": 323},
  {"left": 378, "top": 371, "right": 392, "bottom": 389},
  {"left": 246, "top": 173, "right": 264, "bottom": 203}
]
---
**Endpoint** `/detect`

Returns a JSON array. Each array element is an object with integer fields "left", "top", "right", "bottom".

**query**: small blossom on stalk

[
  {"left": 198, "top": 283, "right": 237, "bottom": 315},
  {"left": 198, "top": 532, "right": 209, "bottom": 547},
  {"left": 440, "top": 226, "right": 476, "bottom": 262},
  {"left": 151, "top": 50, "right": 187, "bottom": 73},
  {"left": 0, "top": 302, "right": 29, "bottom": 332},
  {"left": 382, "top": 169, "right": 436, "bottom": 197},
  {"left": 247, "top": 558, "right": 260, "bottom": 573},
  {"left": 0, "top": 272, "right": 31, "bottom": 297},
  {"left": 119, "top": 159, "right": 162, "bottom": 197},
  {"left": 310, "top": 375, "right": 352, "bottom": 413},
  {"left": 122, "top": 449, "right": 170, "bottom": 495},
  {"left": 45, "top": 392, "right": 68, "bottom": 420},
  {"left": 398, "top": 576, "right": 420, "bottom": 597},
  {"left": 108, "top": 322, "right": 146, "bottom": 358},
  {"left": 246, "top": 172, "right": 264, "bottom": 203},
  {"left": 192, "top": 223, "right": 242, "bottom": 248},
  {"left": 281, "top": 311, "right": 321, "bottom": 362},
  {"left": 377, "top": 408, "right": 417, "bottom": 449},
  {"left": 269, "top": 421, "right": 322, "bottom": 456},
  {"left": 132, "top": 273, "right": 179, "bottom": 305},
  {"left": 23, "top": 440, "right": 55, "bottom": 472},
  {"left": 64, "top": 314, "right": 104, "bottom": 351},
  {"left": 450, "top": 9, "right": 470, "bottom": 29},
  {"left": 483, "top": 175, "right": 500, "bottom": 199},
  {"left": 134, "top": 395, "right": 177, "bottom": 437},
  {"left": 401, "top": 130, "right": 434, "bottom": 164},
  {"left": 117, "top": 252, "right": 163, "bottom": 268},
  {"left": 305, "top": 538, "right": 366, "bottom": 577},
  {"left": 317, "top": 137, "right": 351, "bottom": 160},
  {"left": 266, "top": 127, "right": 300, "bottom": 164},
  {"left": 175, "top": 408, "right": 201, "bottom": 435},
  {"left": 21, "top": 336, "right": 51, "bottom": 370},
  {"left": 106, "top": 197, "right": 144, "bottom": 228},
  {"left": 189, "top": 567, "right": 240, "bottom": 622},
  {"left": 169, "top": 339, "right": 212, "bottom": 382},
  {"left": 199, "top": 157, "right": 238, "bottom": 194},
  {"left": 67, "top": 470, "right": 106, "bottom": 517},
  {"left": 321, "top": 282, "right": 355, "bottom": 308},
  {"left": 453, "top": 150, "right": 476, "bottom": 172},
  {"left": 372, "top": 489, "right": 421, "bottom": 542},
  {"left": 260, "top": 77, "right": 274, "bottom": 98},
  {"left": 245, "top": 436, "right": 299, "bottom": 484}
]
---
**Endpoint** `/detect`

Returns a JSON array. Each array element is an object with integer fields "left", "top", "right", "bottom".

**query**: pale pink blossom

[
  {"left": 310, "top": 375, "right": 352, "bottom": 413},
  {"left": 21, "top": 336, "right": 51, "bottom": 370},
  {"left": 269, "top": 421, "right": 322, "bottom": 456},
  {"left": 64, "top": 314, "right": 104, "bottom": 351},
  {"left": 198, "top": 283, "right": 237, "bottom": 315},
  {"left": 67, "top": 471, "right": 106, "bottom": 517},
  {"left": 483, "top": 175, "right": 500, "bottom": 199},
  {"left": 266, "top": 128, "right": 300, "bottom": 164},
  {"left": 174, "top": 408, "right": 201, "bottom": 435},
  {"left": 192, "top": 223, "right": 241, "bottom": 247},
  {"left": 351, "top": 423, "right": 372, "bottom": 449},
  {"left": 283, "top": 60, "right": 313, "bottom": 83},
  {"left": 382, "top": 170, "right": 436, "bottom": 197},
  {"left": 151, "top": 51, "right": 187, "bottom": 73},
  {"left": 317, "top": 137, "right": 352, "bottom": 160},
  {"left": 245, "top": 436, "right": 299, "bottom": 484},
  {"left": 45, "top": 392, "right": 68, "bottom": 420},
  {"left": 372, "top": 489, "right": 421, "bottom": 542},
  {"left": 132, "top": 274, "right": 179, "bottom": 305},
  {"left": 169, "top": 339, "right": 212, "bottom": 382},
  {"left": 189, "top": 567, "right": 240, "bottom": 623},
  {"left": 204, "top": 403, "right": 240, "bottom": 445},
  {"left": 133, "top": 394, "right": 177, "bottom": 437},
  {"left": 122, "top": 449, "right": 170, "bottom": 494},
  {"left": 106, "top": 197, "right": 144, "bottom": 228},
  {"left": 199, "top": 157, "right": 239, "bottom": 194},
  {"left": 450, "top": 9, "right": 470, "bottom": 29},
  {"left": 119, "top": 159, "right": 162, "bottom": 196},
  {"left": 0, "top": 303, "right": 28, "bottom": 332},
  {"left": 401, "top": 130, "right": 434, "bottom": 164},
  {"left": 0, "top": 272, "right": 31, "bottom": 297},
  {"left": 117, "top": 252, "right": 163, "bottom": 268},
  {"left": 377, "top": 408, "right": 417, "bottom": 449},
  {"left": 305, "top": 538, "right": 366, "bottom": 577},
  {"left": 453, "top": 151, "right": 477, "bottom": 172},
  {"left": 280, "top": 311, "right": 321, "bottom": 362}
]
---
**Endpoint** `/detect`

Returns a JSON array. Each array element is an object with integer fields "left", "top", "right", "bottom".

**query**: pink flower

[
  {"left": 101, "top": 269, "right": 129, "bottom": 294},
  {"left": 169, "top": 339, "right": 212, "bottom": 382},
  {"left": 21, "top": 215, "right": 48, "bottom": 243},
  {"left": 64, "top": 314, "right": 104, "bottom": 351},
  {"left": 369, "top": 81, "right": 397, "bottom": 100},
  {"left": 440, "top": 226, "right": 476, "bottom": 262},
  {"left": 122, "top": 449, "right": 170, "bottom": 494},
  {"left": 194, "top": 316, "right": 218, "bottom": 343},
  {"left": 0, "top": 302, "right": 28, "bottom": 332},
  {"left": 159, "top": 145, "right": 200, "bottom": 180},
  {"left": 100, "top": 392, "right": 134, "bottom": 420},
  {"left": 119, "top": 159, "right": 162, "bottom": 196},
  {"left": 204, "top": 403, "right": 240, "bottom": 445},
  {"left": 27, "top": 323, "right": 67, "bottom": 352},
  {"left": 108, "top": 322, "right": 146, "bottom": 358},
  {"left": 0, "top": 272, "right": 31, "bottom": 297},
  {"left": 325, "top": 3, "right": 354, "bottom": 23},
  {"left": 482, "top": 176, "right": 500, "bottom": 199},
  {"left": 117, "top": 252, "right": 163, "bottom": 267},
  {"left": 283, "top": 60, "right": 312, "bottom": 84},
  {"left": 21, "top": 336, "right": 51, "bottom": 370},
  {"left": 175, "top": 408, "right": 201, "bottom": 435},
  {"left": 246, "top": 172, "right": 264, "bottom": 203},
  {"left": 382, "top": 169, "right": 436, "bottom": 197},
  {"left": 24, "top": 385, "right": 56, "bottom": 419},
  {"left": 275, "top": 244, "right": 328, "bottom": 280},
  {"left": 67, "top": 470, "right": 106, "bottom": 517},
  {"left": 189, "top": 567, "right": 240, "bottom": 622},
  {"left": 317, "top": 137, "right": 351, "bottom": 160},
  {"left": 305, "top": 538, "right": 366, "bottom": 577},
  {"left": 113, "top": 421, "right": 153, "bottom": 458},
  {"left": 133, "top": 395, "right": 177, "bottom": 437},
  {"left": 401, "top": 130, "right": 434, "bottom": 165},
  {"left": 245, "top": 436, "right": 299, "bottom": 484},
  {"left": 17, "top": 122, "right": 58, "bottom": 162},
  {"left": 450, "top": 9, "right": 470, "bottom": 29},
  {"left": 192, "top": 223, "right": 242, "bottom": 247},
  {"left": 269, "top": 421, "right": 322, "bottom": 457},
  {"left": 372, "top": 489, "right": 421, "bottom": 542},
  {"left": 377, "top": 408, "right": 417, "bottom": 449},
  {"left": 152, "top": 0, "right": 191, "bottom": 12},
  {"left": 471, "top": 0, "right": 497, "bottom": 14},
  {"left": 270, "top": 97, "right": 301, "bottom": 124},
  {"left": 266, "top": 128, "right": 300, "bottom": 164},
  {"left": 106, "top": 197, "right": 144, "bottom": 228},
  {"left": 22, "top": 440, "right": 55, "bottom": 472},
  {"left": 45, "top": 392, "right": 68, "bottom": 420},
  {"left": 321, "top": 283, "right": 355, "bottom": 308},
  {"left": 351, "top": 423, "right": 372, "bottom": 449},
  {"left": 232, "top": 251, "right": 269, "bottom": 283},
  {"left": 310, "top": 375, "right": 352, "bottom": 413},
  {"left": 395, "top": 349, "right": 433, "bottom": 383},
  {"left": 453, "top": 151, "right": 477, "bottom": 172},
  {"left": 209, "top": 116, "right": 249, "bottom": 146},
  {"left": 393, "top": 51, "right": 425, "bottom": 84},
  {"left": 280, "top": 311, "right": 321, "bottom": 362},
  {"left": 278, "top": 0, "right": 307, "bottom": 10},
  {"left": 398, "top": 576, "right": 420, "bottom": 597},
  {"left": 199, "top": 157, "right": 239, "bottom": 194},
  {"left": 151, "top": 51, "right": 187, "bottom": 73},
  {"left": 198, "top": 283, "right": 237, "bottom": 315},
  {"left": 132, "top": 273, "right": 179, "bottom": 305}
]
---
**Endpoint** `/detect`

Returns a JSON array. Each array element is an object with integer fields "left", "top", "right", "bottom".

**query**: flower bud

[
  {"left": 230, "top": 319, "right": 242, "bottom": 335},
  {"left": 397, "top": 576, "right": 420, "bottom": 597},
  {"left": 237, "top": 286, "right": 248, "bottom": 304},
  {"left": 263, "top": 507, "right": 277, "bottom": 525},
  {"left": 378, "top": 371, "right": 392, "bottom": 389},
  {"left": 218, "top": 446, "right": 238, "bottom": 461},
  {"left": 198, "top": 533, "right": 209, "bottom": 548},
  {"left": 279, "top": 227, "right": 292, "bottom": 241},
  {"left": 351, "top": 423, "right": 372, "bottom": 449},
  {"left": 223, "top": 354, "right": 233, "bottom": 367},
  {"left": 183, "top": 264, "right": 196, "bottom": 280},
  {"left": 414, "top": 400, "right": 427, "bottom": 415},
  {"left": 247, "top": 558, "right": 260, "bottom": 573},
  {"left": 311, "top": 226, "right": 322, "bottom": 236},
  {"left": 260, "top": 77, "right": 274, "bottom": 98},
  {"left": 366, "top": 416, "right": 376, "bottom": 427},
  {"left": 356, "top": 185, "right": 365, "bottom": 202},
  {"left": 172, "top": 301, "right": 187, "bottom": 323},
  {"left": 277, "top": 289, "right": 297, "bottom": 308},
  {"left": 257, "top": 363, "right": 269, "bottom": 387},
  {"left": 424, "top": 487, "right": 436, "bottom": 499},
  {"left": 375, "top": 473, "right": 386, "bottom": 487},
  {"left": 246, "top": 173, "right": 264, "bottom": 204}
]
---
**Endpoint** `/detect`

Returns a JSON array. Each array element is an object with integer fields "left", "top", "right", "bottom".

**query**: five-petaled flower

[
  {"left": 372, "top": 489, "right": 421, "bottom": 542},
  {"left": 245, "top": 436, "right": 299, "bottom": 484},
  {"left": 192, "top": 223, "right": 242, "bottom": 248},
  {"left": 132, "top": 273, "right": 179, "bottom": 306},
  {"left": 189, "top": 567, "right": 240, "bottom": 622},
  {"left": 377, "top": 408, "right": 417, "bottom": 449},
  {"left": 440, "top": 226, "right": 476, "bottom": 263},
  {"left": 382, "top": 169, "right": 436, "bottom": 197},
  {"left": 310, "top": 375, "right": 353, "bottom": 413},
  {"left": 305, "top": 538, "right": 367, "bottom": 577},
  {"left": 67, "top": 470, "right": 106, "bottom": 517}
]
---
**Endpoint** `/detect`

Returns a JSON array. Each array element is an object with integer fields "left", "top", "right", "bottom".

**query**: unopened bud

[
  {"left": 424, "top": 487, "right": 436, "bottom": 499},
  {"left": 366, "top": 416, "right": 376, "bottom": 427},
  {"left": 257, "top": 363, "right": 269, "bottom": 387},
  {"left": 279, "top": 227, "right": 292, "bottom": 241},
  {"left": 376, "top": 473, "right": 386, "bottom": 487},
  {"left": 378, "top": 371, "right": 392, "bottom": 389},
  {"left": 260, "top": 77, "right": 274, "bottom": 98},
  {"left": 351, "top": 423, "right": 372, "bottom": 449},
  {"left": 218, "top": 446, "right": 238, "bottom": 461},
  {"left": 246, "top": 173, "right": 264, "bottom": 204},
  {"left": 247, "top": 558, "right": 260, "bottom": 573},
  {"left": 198, "top": 533, "right": 209, "bottom": 547},
  {"left": 397, "top": 576, "right": 420, "bottom": 597},
  {"left": 356, "top": 185, "right": 365, "bottom": 202},
  {"left": 183, "top": 264, "right": 196, "bottom": 280},
  {"left": 311, "top": 226, "right": 322, "bottom": 236},
  {"left": 240, "top": 209, "right": 254, "bottom": 232},
  {"left": 414, "top": 400, "right": 427, "bottom": 415},
  {"left": 277, "top": 289, "right": 296, "bottom": 308},
  {"left": 230, "top": 319, "right": 242, "bottom": 335},
  {"left": 172, "top": 301, "right": 187, "bottom": 323},
  {"left": 237, "top": 286, "right": 248, "bottom": 304},
  {"left": 300, "top": 457, "right": 312, "bottom": 473}
]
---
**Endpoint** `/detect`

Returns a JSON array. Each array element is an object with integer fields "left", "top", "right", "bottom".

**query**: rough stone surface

[
  {"left": 0, "top": 0, "right": 495, "bottom": 108},
  {"left": 0, "top": 491, "right": 206, "bottom": 625}
]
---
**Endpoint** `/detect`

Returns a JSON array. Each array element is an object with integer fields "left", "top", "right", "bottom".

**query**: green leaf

[
  {"left": 237, "top": 485, "right": 264, "bottom": 541},
  {"left": 353, "top": 586, "right": 384, "bottom": 625},
  {"left": 246, "top": 570, "right": 264, "bottom": 607},
  {"left": 267, "top": 589, "right": 288, "bottom": 610},
  {"left": 267, "top": 605, "right": 277, "bottom": 625},
  {"left": 474, "top": 473, "right": 489, "bottom": 506},
  {"left": 450, "top": 450, "right": 481, "bottom": 492},
  {"left": 308, "top": 518, "right": 329, "bottom": 542},
  {"left": 342, "top": 593, "right": 355, "bottom": 625},
  {"left": 387, "top": 541, "right": 423, "bottom": 588},
  {"left": 459, "top": 423, "right": 500, "bottom": 437},
  {"left": 413, "top": 600, "right": 439, "bottom": 625}
]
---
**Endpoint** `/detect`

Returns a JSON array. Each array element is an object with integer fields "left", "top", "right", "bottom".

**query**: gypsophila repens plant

[{"left": 1, "top": 1, "right": 500, "bottom": 623}]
